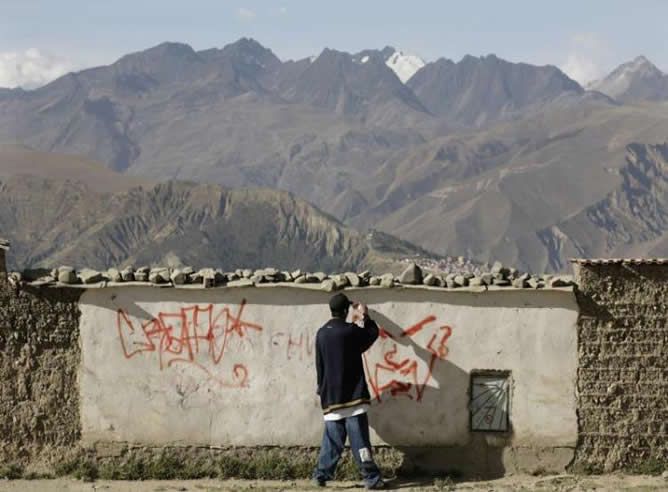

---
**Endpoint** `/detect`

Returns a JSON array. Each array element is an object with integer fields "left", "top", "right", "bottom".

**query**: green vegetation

[
  {"left": 45, "top": 449, "right": 402, "bottom": 482},
  {"left": 630, "top": 457, "right": 667, "bottom": 476},
  {"left": 0, "top": 463, "right": 23, "bottom": 479},
  {"left": 570, "top": 457, "right": 667, "bottom": 477},
  {"left": 73, "top": 461, "right": 99, "bottom": 482},
  {"left": 217, "top": 452, "right": 313, "bottom": 480},
  {"left": 99, "top": 453, "right": 213, "bottom": 480},
  {"left": 568, "top": 461, "right": 603, "bottom": 475},
  {"left": 433, "top": 475, "right": 456, "bottom": 490}
]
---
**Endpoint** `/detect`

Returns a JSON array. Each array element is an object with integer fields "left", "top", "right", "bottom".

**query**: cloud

[
  {"left": 237, "top": 7, "right": 257, "bottom": 21},
  {"left": 0, "top": 48, "right": 72, "bottom": 89},
  {"left": 561, "top": 54, "right": 602, "bottom": 86},
  {"left": 559, "top": 33, "right": 613, "bottom": 86}
]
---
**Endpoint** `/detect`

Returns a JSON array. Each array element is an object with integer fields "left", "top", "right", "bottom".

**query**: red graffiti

[
  {"left": 117, "top": 299, "right": 263, "bottom": 388},
  {"left": 363, "top": 316, "right": 452, "bottom": 402},
  {"left": 270, "top": 331, "right": 314, "bottom": 360}
]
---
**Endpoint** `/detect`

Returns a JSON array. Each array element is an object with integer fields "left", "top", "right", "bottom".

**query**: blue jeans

[{"left": 313, "top": 413, "right": 382, "bottom": 488}]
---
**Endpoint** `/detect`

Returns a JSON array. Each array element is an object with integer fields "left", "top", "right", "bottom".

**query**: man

[{"left": 312, "top": 293, "right": 385, "bottom": 489}]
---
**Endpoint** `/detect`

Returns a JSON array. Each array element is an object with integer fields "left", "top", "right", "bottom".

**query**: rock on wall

[
  {"left": 79, "top": 285, "right": 578, "bottom": 473},
  {"left": 0, "top": 281, "right": 82, "bottom": 469},
  {"left": 573, "top": 263, "right": 668, "bottom": 472}
]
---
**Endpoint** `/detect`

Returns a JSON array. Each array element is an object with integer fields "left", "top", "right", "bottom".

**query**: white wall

[{"left": 79, "top": 286, "right": 578, "bottom": 449}]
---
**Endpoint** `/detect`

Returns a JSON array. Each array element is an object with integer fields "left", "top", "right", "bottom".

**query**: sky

[{"left": 1, "top": 0, "right": 667, "bottom": 89}]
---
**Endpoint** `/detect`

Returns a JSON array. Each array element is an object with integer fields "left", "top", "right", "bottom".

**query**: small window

[{"left": 470, "top": 372, "right": 510, "bottom": 432}]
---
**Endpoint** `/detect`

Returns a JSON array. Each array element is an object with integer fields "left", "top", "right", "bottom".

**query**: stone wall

[
  {"left": 573, "top": 261, "right": 668, "bottom": 472},
  {"left": 0, "top": 279, "right": 82, "bottom": 471}
]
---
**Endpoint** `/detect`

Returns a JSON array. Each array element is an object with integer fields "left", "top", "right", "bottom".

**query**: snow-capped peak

[{"left": 385, "top": 49, "right": 425, "bottom": 83}]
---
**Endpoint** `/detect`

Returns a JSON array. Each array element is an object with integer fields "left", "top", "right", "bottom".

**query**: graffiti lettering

[
  {"left": 362, "top": 316, "right": 453, "bottom": 402},
  {"left": 270, "top": 331, "right": 314, "bottom": 361},
  {"left": 116, "top": 299, "right": 263, "bottom": 388},
  {"left": 116, "top": 302, "right": 451, "bottom": 400}
]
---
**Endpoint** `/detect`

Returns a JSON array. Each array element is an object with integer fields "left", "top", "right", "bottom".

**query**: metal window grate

[{"left": 470, "top": 372, "right": 510, "bottom": 432}]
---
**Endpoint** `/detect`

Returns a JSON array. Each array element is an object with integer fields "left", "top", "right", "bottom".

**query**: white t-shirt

[{"left": 323, "top": 403, "right": 369, "bottom": 421}]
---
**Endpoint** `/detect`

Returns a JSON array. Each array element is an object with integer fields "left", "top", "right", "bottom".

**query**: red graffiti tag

[
  {"left": 116, "top": 299, "right": 263, "bottom": 388},
  {"left": 363, "top": 316, "right": 452, "bottom": 402}
]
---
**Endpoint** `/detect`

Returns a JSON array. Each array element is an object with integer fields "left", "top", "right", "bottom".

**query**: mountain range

[{"left": 0, "top": 38, "right": 666, "bottom": 272}]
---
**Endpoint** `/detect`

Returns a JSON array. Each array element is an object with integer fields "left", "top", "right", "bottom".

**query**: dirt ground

[{"left": 1, "top": 474, "right": 667, "bottom": 492}]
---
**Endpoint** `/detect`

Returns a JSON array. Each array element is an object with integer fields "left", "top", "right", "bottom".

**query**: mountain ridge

[{"left": 0, "top": 175, "right": 438, "bottom": 273}]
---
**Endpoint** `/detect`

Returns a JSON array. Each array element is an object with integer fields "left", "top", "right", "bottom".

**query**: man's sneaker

[
  {"left": 312, "top": 477, "right": 326, "bottom": 487},
  {"left": 367, "top": 479, "right": 387, "bottom": 489}
]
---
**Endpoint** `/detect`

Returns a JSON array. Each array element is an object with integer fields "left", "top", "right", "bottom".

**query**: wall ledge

[{"left": 13, "top": 278, "right": 575, "bottom": 293}]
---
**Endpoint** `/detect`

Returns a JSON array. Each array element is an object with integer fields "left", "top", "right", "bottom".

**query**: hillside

[
  {"left": 0, "top": 143, "right": 152, "bottom": 192},
  {"left": 342, "top": 103, "right": 668, "bottom": 272},
  {"left": 0, "top": 175, "right": 434, "bottom": 273}
]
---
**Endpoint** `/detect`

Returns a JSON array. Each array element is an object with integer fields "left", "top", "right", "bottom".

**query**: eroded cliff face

[
  {"left": 0, "top": 178, "right": 432, "bottom": 273},
  {"left": 0, "top": 280, "right": 82, "bottom": 470},
  {"left": 539, "top": 142, "right": 668, "bottom": 271}
]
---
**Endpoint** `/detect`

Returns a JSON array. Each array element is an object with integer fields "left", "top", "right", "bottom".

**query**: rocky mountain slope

[
  {"left": 0, "top": 173, "right": 435, "bottom": 273},
  {"left": 537, "top": 141, "right": 668, "bottom": 269},
  {"left": 406, "top": 54, "right": 587, "bottom": 126},
  {"left": 588, "top": 56, "right": 668, "bottom": 102},
  {"left": 341, "top": 103, "right": 668, "bottom": 272}
]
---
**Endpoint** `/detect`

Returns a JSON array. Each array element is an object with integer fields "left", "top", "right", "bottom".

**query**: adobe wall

[
  {"left": 78, "top": 285, "right": 579, "bottom": 474},
  {"left": 0, "top": 280, "right": 82, "bottom": 469},
  {"left": 572, "top": 263, "right": 668, "bottom": 473}
]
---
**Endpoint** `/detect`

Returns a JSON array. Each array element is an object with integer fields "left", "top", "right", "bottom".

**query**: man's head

[{"left": 329, "top": 293, "right": 352, "bottom": 319}]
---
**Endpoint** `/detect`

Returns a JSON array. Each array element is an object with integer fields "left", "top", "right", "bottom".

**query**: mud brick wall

[
  {"left": 0, "top": 248, "right": 6, "bottom": 277},
  {"left": 0, "top": 280, "right": 82, "bottom": 470},
  {"left": 573, "top": 263, "right": 668, "bottom": 472}
]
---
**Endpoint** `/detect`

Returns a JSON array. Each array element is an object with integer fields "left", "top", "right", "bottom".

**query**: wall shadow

[{"left": 364, "top": 310, "right": 513, "bottom": 480}]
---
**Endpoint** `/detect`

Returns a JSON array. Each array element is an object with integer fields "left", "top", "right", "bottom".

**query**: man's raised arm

[{"left": 354, "top": 303, "right": 379, "bottom": 352}]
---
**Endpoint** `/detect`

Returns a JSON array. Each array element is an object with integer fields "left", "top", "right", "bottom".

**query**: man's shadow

[{"left": 363, "top": 310, "right": 512, "bottom": 481}]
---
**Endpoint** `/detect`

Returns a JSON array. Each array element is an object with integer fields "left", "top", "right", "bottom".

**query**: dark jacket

[{"left": 315, "top": 314, "right": 379, "bottom": 414}]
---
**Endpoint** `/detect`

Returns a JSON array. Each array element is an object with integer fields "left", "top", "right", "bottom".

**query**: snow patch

[{"left": 385, "top": 49, "right": 425, "bottom": 83}]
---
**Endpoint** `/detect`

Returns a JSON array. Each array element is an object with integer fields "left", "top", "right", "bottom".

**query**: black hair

[{"left": 330, "top": 307, "right": 349, "bottom": 319}]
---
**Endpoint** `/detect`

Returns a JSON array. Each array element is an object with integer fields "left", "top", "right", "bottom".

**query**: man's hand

[{"left": 354, "top": 302, "right": 369, "bottom": 316}]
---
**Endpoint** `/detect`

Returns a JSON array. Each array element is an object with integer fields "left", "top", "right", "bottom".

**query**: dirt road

[{"left": 0, "top": 474, "right": 667, "bottom": 491}]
